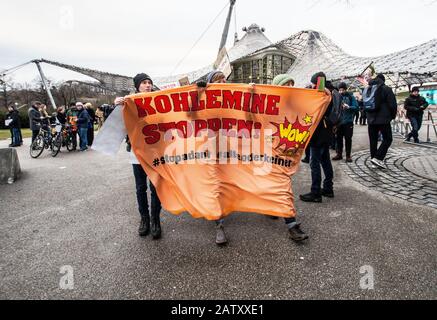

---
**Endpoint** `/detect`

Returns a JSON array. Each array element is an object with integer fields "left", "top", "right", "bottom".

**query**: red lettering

[
  {"left": 222, "top": 118, "right": 237, "bottom": 137},
  {"left": 194, "top": 120, "right": 208, "bottom": 136},
  {"left": 207, "top": 118, "right": 221, "bottom": 132},
  {"left": 206, "top": 90, "right": 221, "bottom": 109},
  {"left": 175, "top": 121, "right": 193, "bottom": 138},
  {"left": 237, "top": 120, "right": 253, "bottom": 137},
  {"left": 266, "top": 95, "right": 280, "bottom": 115},
  {"left": 134, "top": 97, "right": 155, "bottom": 116},
  {"left": 251, "top": 94, "right": 266, "bottom": 114},
  {"left": 171, "top": 93, "right": 190, "bottom": 112},
  {"left": 189, "top": 91, "right": 205, "bottom": 111},
  {"left": 222, "top": 90, "right": 242, "bottom": 110},
  {"left": 155, "top": 95, "right": 172, "bottom": 113},
  {"left": 242, "top": 92, "right": 252, "bottom": 112},
  {"left": 158, "top": 122, "right": 177, "bottom": 132},
  {"left": 142, "top": 124, "right": 160, "bottom": 144}
]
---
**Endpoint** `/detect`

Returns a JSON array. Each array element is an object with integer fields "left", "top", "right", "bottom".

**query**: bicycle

[
  {"left": 63, "top": 125, "right": 77, "bottom": 152},
  {"left": 29, "top": 123, "right": 63, "bottom": 158}
]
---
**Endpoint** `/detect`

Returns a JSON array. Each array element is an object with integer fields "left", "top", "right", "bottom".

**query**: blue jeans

[
  {"left": 408, "top": 116, "right": 422, "bottom": 140},
  {"left": 310, "top": 145, "right": 334, "bottom": 195},
  {"left": 79, "top": 128, "right": 88, "bottom": 150},
  {"left": 11, "top": 128, "right": 20, "bottom": 146}
]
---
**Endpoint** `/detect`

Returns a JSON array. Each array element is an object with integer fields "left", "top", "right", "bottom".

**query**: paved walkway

[{"left": 341, "top": 147, "right": 437, "bottom": 209}]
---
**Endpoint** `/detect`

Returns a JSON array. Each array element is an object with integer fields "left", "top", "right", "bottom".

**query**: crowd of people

[
  {"left": 9, "top": 101, "right": 117, "bottom": 153},
  {"left": 6, "top": 68, "right": 428, "bottom": 246}
]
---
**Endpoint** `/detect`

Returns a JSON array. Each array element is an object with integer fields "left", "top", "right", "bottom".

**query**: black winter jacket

[
  {"left": 404, "top": 94, "right": 429, "bottom": 118},
  {"left": 366, "top": 78, "right": 398, "bottom": 125},
  {"left": 6, "top": 110, "right": 20, "bottom": 129},
  {"left": 28, "top": 107, "right": 41, "bottom": 131},
  {"left": 309, "top": 90, "right": 335, "bottom": 148}
]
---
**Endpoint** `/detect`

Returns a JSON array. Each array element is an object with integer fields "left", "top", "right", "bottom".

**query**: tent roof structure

[
  {"left": 9, "top": 29, "right": 436, "bottom": 93},
  {"left": 243, "top": 30, "right": 437, "bottom": 88}
]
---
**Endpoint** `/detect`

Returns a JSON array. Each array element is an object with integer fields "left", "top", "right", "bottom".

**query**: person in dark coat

[
  {"left": 85, "top": 103, "right": 96, "bottom": 146},
  {"left": 75, "top": 102, "right": 91, "bottom": 151},
  {"left": 113, "top": 73, "right": 163, "bottom": 240},
  {"left": 366, "top": 74, "right": 397, "bottom": 169},
  {"left": 6, "top": 106, "right": 21, "bottom": 147},
  {"left": 404, "top": 87, "right": 429, "bottom": 143},
  {"left": 28, "top": 101, "right": 42, "bottom": 143},
  {"left": 300, "top": 72, "right": 336, "bottom": 203}
]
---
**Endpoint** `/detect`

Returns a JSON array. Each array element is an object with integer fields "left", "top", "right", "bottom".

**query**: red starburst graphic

[{"left": 271, "top": 117, "right": 312, "bottom": 152}]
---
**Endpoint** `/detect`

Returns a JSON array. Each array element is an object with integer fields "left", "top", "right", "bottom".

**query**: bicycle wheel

[
  {"left": 51, "top": 134, "right": 62, "bottom": 157},
  {"left": 30, "top": 135, "right": 45, "bottom": 158},
  {"left": 66, "top": 135, "right": 74, "bottom": 151}
]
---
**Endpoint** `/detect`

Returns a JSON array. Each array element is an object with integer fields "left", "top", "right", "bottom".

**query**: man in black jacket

[
  {"left": 300, "top": 72, "right": 335, "bottom": 203},
  {"left": 404, "top": 87, "right": 429, "bottom": 143},
  {"left": 366, "top": 74, "right": 397, "bottom": 169},
  {"left": 6, "top": 106, "right": 21, "bottom": 147},
  {"left": 28, "top": 101, "right": 42, "bottom": 143}
]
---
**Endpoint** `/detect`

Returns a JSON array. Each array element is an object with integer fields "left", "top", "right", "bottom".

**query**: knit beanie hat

[
  {"left": 206, "top": 71, "right": 225, "bottom": 84},
  {"left": 272, "top": 74, "right": 295, "bottom": 86},
  {"left": 133, "top": 73, "right": 153, "bottom": 92},
  {"left": 338, "top": 82, "right": 348, "bottom": 90},
  {"left": 311, "top": 72, "right": 327, "bottom": 85}
]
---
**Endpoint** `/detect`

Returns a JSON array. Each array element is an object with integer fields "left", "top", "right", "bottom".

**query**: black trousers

[
  {"left": 336, "top": 123, "right": 354, "bottom": 157},
  {"left": 368, "top": 124, "right": 393, "bottom": 161},
  {"left": 132, "top": 164, "right": 162, "bottom": 220},
  {"left": 87, "top": 127, "right": 94, "bottom": 146},
  {"left": 31, "top": 130, "right": 39, "bottom": 143},
  {"left": 360, "top": 111, "right": 367, "bottom": 125}
]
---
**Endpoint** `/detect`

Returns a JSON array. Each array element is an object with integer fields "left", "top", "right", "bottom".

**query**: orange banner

[{"left": 124, "top": 84, "right": 331, "bottom": 220}]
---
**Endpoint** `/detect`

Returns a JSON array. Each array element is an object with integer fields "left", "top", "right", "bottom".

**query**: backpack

[
  {"left": 362, "top": 84, "right": 380, "bottom": 112},
  {"left": 326, "top": 89, "right": 343, "bottom": 126}
]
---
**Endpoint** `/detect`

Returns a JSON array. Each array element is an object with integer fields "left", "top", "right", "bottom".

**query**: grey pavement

[{"left": 0, "top": 125, "right": 436, "bottom": 300}]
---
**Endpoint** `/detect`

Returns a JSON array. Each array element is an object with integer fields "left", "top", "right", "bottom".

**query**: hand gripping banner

[{"left": 123, "top": 83, "right": 331, "bottom": 220}]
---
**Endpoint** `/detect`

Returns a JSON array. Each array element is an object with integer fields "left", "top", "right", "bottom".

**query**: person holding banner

[
  {"left": 114, "top": 73, "right": 163, "bottom": 239},
  {"left": 272, "top": 74, "right": 309, "bottom": 242},
  {"left": 197, "top": 70, "right": 229, "bottom": 245},
  {"left": 300, "top": 72, "right": 335, "bottom": 203}
]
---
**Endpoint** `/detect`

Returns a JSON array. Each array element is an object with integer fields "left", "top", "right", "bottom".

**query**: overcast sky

[{"left": 1, "top": 0, "right": 436, "bottom": 84}]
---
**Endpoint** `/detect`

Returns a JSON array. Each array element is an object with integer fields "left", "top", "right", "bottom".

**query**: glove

[{"left": 196, "top": 81, "right": 207, "bottom": 88}]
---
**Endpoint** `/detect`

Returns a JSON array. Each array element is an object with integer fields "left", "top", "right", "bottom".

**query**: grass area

[{"left": 0, "top": 129, "right": 32, "bottom": 141}]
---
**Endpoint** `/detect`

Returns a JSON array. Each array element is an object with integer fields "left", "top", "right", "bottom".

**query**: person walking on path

[
  {"left": 365, "top": 74, "right": 397, "bottom": 169},
  {"left": 404, "top": 87, "right": 429, "bottom": 143}
]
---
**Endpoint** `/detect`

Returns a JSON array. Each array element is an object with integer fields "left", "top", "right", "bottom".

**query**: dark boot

[
  {"left": 332, "top": 154, "right": 343, "bottom": 161},
  {"left": 346, "top": 156, "right": 353, "bottom": 163},
  {"left": 288, "top": 223, "right": 309, "bottom": 242},
  {"left": 138, "top": 216, "right": 150, "bottom": 237},
  {"left": 299, "top": 192, "right": 322, "bottom": 203},
  {"left": 215, "top": 223, "right": 228, "bottom": 245},
  {"left": 301, "top": 157, "right": 310, "bottom": 164},
  {"left": 150, "top": 213, "right": 162, "bottom": 240},
  {"left": 321, "top": 189, "right": 335, "bottom": 198}
]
